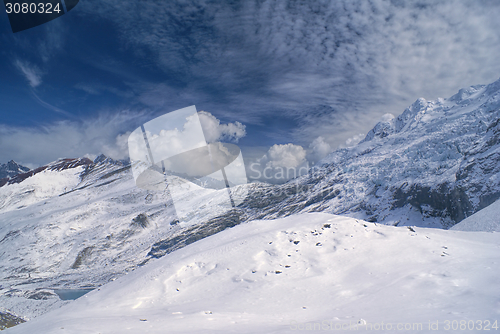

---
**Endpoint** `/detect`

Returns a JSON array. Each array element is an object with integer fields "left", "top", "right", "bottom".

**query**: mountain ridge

[
  {"left": 239, "top": 77, "right": 500, "bottom": 229},
  {"left": 4, "top": 77, "right": 500, "bottom": 229},
  {"left": 1, "top": 78, "right": 500, "bottom": 325}
]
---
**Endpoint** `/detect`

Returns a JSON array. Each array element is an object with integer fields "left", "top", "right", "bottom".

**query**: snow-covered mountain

[
  {"left": 0, "top": 154, "right": 247, "bottom": 322},
  {"left": 0, "top": 161, "right": 30, "bottom": 186},
  {"left": 242, "top": 78, "right": 500, "bottom": 229},
  {"left": 0, "top": 155, "right": 172, "bottom": 320},
  {"left": 2, "top": 78, "right": 500, "bottom": 329}
]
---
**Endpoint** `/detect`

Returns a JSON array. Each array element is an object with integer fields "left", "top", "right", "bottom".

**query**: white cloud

[
  {"left": 31, "top": 91, "right": 72, "bottom": 117},
  {"left": 198, "top": 111, "right": 246, "bottom": 143},
  {"left": 380, "top": 113, "right": 395, "bottom": 122},
  {"left": 307, "top": 136, "right": 333, "bottom": 163},
  {"left": 103, "top": 131, "right": 132, "bottom": 160},
  {"left": 263, "top": 144, "right": 306, "bottom": 169},
  {"left": 130, "top": 111, "right": 207, "bottom": 166},
  {"left": 0, "top": 109, "right": 247, "bottom": 168},
  {"left": 14, "top": 60, "right": 43, "bottom": 88},
  {"left": 247, "top": 143, "right": 309, "bottom": 184},
  {"left": 342, "top": 133, "right": 366, "bottom": 148},
  {"left": 0, "top": 111, "right": 144, "bottom": 166}
]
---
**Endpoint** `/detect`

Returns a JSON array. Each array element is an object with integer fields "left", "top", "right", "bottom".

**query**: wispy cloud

[
  {"left": 0, "top": 109, "right": 247, "bottom": 167},
  {"left": 14, "top": 60, "right": 43, "bottom": 88},
  {"left": 75, "top": 82, "right": 134, "bottom": 98},
  {"left": 0, "top": 110, "right": 146, "bottom": 166},
  {"left": 30, "top": 91, "right": 73, "bottom": 117},
  {"left": 75, "top": 0, "right": 500, "bottom": 153},
  {"left": 0, "top": 0, "right": 490, "bottom": 171},
  {"left": 248, "top": 143, "right": 309, "bottom": 183}
]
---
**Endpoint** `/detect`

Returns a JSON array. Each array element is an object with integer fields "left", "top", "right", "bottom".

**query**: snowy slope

[
  {"left": 3, "top": 78, "right": 500, "bottom": 328},
  {"left": 450, "top": 198, "right": 500, "bottom": 232},
  {"left": 0, "top": 156, "right": 250, "bottom": 321},
  {"left": 242, "top": 78, "right": 500, "bottom": 229},
  {"left": 0, "top": 166, "right": 83, "bottom": 213},
  {"left": 0, "top": 156, "right": 178, "bottom": 320},
  {"left": 5, "top": 213, "right": 500, "bottom": 333}
]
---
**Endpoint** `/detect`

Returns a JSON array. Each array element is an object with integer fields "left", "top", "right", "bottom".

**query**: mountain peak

[
  {"left": 94, "top": 154, "right": 109, "bottom": 164},
  {"left": 6, "top": 160, "right": 28, "bottom": 169},
  {"left": 0, "top": 160, "right": 30, "bottom": 180},
  {"left": 93, "top": 154, "right": 128, "bottom": 166},
  {"left": 360, "top": 113, "right": 396, "bottom": 143}
]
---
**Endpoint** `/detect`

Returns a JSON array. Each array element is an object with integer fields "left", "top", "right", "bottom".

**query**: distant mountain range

[{"left": 1, "top": 78, "right": 500, "bottom": 324}]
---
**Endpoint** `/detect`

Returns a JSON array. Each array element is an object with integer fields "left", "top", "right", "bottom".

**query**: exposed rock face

[{"left": 0, "top": 310, "right": 25, "bottom": 330}]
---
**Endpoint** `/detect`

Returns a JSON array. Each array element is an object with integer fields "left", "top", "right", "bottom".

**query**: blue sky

[{"left": 1, "top": 0, "right": 500, "bottom": 172}]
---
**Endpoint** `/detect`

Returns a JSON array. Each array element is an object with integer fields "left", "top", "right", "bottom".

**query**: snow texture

[{"left": 5, "top": 213, "right": 500, "bottom": 333}]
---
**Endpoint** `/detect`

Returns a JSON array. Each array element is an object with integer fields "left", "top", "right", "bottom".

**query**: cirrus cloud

[{"left": 14, "top": 60, "right": 43, "bottom": 88}]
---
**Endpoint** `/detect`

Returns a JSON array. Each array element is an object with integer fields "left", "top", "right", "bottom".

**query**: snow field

[{"left": 6, "top": 213, "right": 499, "bottom": 333}]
